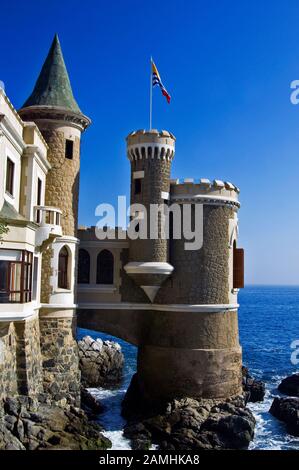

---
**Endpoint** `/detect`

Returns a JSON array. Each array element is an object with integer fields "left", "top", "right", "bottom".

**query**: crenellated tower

[{"left": 124, "top": 129, "right": 175, "bottom": 302}]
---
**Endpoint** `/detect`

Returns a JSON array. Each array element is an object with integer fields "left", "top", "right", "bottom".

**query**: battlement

[
  {"left": 127, "top": 129, "right": 175, "bottom": 161},
  {"left": 78, "top": 225, "right": 128, "bottom": 241},
  {"left": 170, "top": 178, "right": 240, "bottom": 207}
]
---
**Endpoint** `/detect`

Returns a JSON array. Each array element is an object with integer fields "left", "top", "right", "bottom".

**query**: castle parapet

[
  {"left": 170, "top": 178, "right": 240, "bottom": 208},
  {"left": 127, "top": 129, "right": 175, "bottom": 161}
]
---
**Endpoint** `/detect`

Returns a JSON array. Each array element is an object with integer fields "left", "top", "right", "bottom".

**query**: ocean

[{"left": 78, "top": 286, "right": 299, "bottom": 450}]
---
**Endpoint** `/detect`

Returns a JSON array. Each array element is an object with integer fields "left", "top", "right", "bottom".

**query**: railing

[
  {"left": 34, "top": 205, "right": 62, "bottom": 226},
  {"left": 34, "top": 206, "right": 63, "bottom": 247}
]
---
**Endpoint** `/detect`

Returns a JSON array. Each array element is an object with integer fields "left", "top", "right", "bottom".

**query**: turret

[
  {"left": 19, "top": 34, "right": 90, "bottom": 237},
  {"left": 124, "top": 129, "right": 175, "bottom": 302},
  {"left": 18, "top": 34, "right": 90, "bottom": 405}
]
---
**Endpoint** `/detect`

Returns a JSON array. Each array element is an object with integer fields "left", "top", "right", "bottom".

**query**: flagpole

[{"left": 149, "top": 56, "right": 152, "bottom": 130}]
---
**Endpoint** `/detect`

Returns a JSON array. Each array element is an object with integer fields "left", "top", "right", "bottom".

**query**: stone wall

[
  {"left": 40, "top": 128, "right": 80, "bottom": 237},
  {"left": 40, "top": 246, "right": 54, "bottom": 304},
  {"left": 0, "top": 322, "right": 18, "bottom": 399},
  {"left": 129, "top": 158, "right": 171, "bottom": 263},
  {"left": 39, "top": 313, "right": 80, "bottom": 406},
  {"left": 14, "top": 316, "right": 43, "bottom": 396},
  {"left": 0, "top": 317, "right": 43, "bottom": 400},
  {"left": 156, "top": 205, "right": 234, "bottom": 305},
  {"left": 120, "top": 249, "right": 149, "bottom": 303}
]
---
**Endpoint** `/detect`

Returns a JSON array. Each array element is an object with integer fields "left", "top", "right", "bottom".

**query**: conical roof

[{"left": 22, "top": 34, "right": 81, "bottom": 113}]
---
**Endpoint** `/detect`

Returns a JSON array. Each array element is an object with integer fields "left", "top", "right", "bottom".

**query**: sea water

[{"left": 78, "top": 286, "right": 299, "bottom": 450}]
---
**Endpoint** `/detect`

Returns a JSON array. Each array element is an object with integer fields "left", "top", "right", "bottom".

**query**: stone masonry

[
  {"left": 156, "top": 205, "right": 233, "bottom": 305},
  {"left": 39, "top": 314, "right": 80, "bottom": 406},
  {"left": 40, "top": 129, "right": 80, "bottom": 238}
]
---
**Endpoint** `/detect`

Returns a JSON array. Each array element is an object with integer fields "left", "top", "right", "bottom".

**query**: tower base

[{"left": 136, "top": 344, "right": 242, "bottom": 403}]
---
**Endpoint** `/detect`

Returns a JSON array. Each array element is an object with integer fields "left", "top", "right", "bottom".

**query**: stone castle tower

[
  {"left": 19, "top": 35, "right": 90, "bottom": 404},
  {"left": 124, "top": 130, "right": 242, "bottom": 402},
  {"left": 124, "top": 130, "right": 175, "bottom": 302},
  {"left": 77, "top": 128, "right": 244, "bottom": 404}
]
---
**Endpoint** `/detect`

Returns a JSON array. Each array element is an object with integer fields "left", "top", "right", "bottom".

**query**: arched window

[
  {"left": 97, "top": 250, "right": 114, "bottom": 284},
  {"left": 58, "top": 246, "right": 69, "bottom": 289},
  {"left": 78, "top": 249, "right": 90, "bottom": 284}
]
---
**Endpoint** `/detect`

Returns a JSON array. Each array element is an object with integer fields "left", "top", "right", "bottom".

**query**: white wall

[{"left": 48, "top": 236, "right": 79, "bottom": 308}]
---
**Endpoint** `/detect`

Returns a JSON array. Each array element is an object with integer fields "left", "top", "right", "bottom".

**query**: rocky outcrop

[
  {"left": 81, "top": 388, "right": 103, "bottom": 416},
  {"left": 122, "top": 374, "right": 255, "bottom": 450},
  {"left": 269, "top": 397, "right": 299, "bottom": 436},
  {"left": 78, "top": 336, "right": 124, "bottom": 387},
  {"left": 0, "top": 396, "right": 111, "bottom": 450},
  {"left": 278, "top": 374, "right": 299, "bottom": 397},
  {"left": 242, "top": 367, "right": 265, "bottom": 403}
]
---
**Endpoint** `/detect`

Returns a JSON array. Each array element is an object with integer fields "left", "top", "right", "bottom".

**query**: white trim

[
  {"left": 41, "top": 303, "right": 77, "bottom": 309},
  {"left": 23, "top": 145, "right": 51, "bottom": 173},
  {"left": 77, "top": 285, "right": 117, "bottom": 293},
  {"left": 0, "top": 305, "right": 40, "bottom": 322},
  {"left": 124, "top": 261, "right": 174, "bottom": 275},
  {"left": 78, "top": 302, "right": 239, "bottom": 313},
  {"left": 133, "top": 170, "right": 145, "bottom": 179},
  {"left": 0, "top": 114, "right": 25, "bottom": 153},
  {"left": 171, "top": 193, "right": 240, "bottom": 207},
  {"left": 161, "top": 191, "right": 170, "bottom": 200},
  {"left": 184, "top": 178, "right": 194, "bottom": 183},
  {"left": 57, "top": 235, "right": 79, "bottom": 244}
]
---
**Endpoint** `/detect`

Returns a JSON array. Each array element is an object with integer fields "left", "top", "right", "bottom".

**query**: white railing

[
  {"left": 34, "top": 205, "right": 62, "bottom": 226},
  {"left": 34, "top": 206, "right": 63, "bottom": 247}
]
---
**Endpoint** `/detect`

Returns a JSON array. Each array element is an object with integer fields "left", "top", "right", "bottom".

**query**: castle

[{"left": 0, "top": 35, "right": 244, "bottom": 406}]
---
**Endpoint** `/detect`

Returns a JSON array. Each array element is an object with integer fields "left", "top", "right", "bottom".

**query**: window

[
  {"left": 32, "top": 257, "right": 39, "bottom": 300},
  {"left": 134, "top": 178, "right": 141, "bottom": 195},
  {"left": 65, "top": 139, "right": 74, "bottom": 159},
  {"left": 6, "top": 158, "right": 14, "bottom": 196},
  {"left": 0, "top": 250, "right": 33, "bottom": 303},
  {"left": 96, "top": 250, "right": 114, "bottom": 284},
  {"left": 36, "top": 178, "right": 42, "bottom": 223},
  {"left": 78, "top": 249, "right": 90, "bottom": 284},
  {"left": 58, "top": 246, "right": 69, "bottom": 289},
  {"left": 233, "top": 241, "right": 244, "bottom": 289},
  {"left": 37, "top": 178, "right": 42, "bottom": 205}
]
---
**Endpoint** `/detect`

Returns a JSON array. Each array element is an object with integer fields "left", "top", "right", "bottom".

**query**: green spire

[{"left": 22, "top": 34, "right": 81, "bottom": 113}]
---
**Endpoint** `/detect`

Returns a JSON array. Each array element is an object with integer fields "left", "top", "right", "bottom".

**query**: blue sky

[{"left": 2, "top": 0, "right": 299, "bottom": 284}]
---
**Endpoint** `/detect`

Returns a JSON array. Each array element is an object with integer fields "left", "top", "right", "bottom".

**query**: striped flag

[{"left": 151, "top": 59, "right": 171, "bottom": 104}]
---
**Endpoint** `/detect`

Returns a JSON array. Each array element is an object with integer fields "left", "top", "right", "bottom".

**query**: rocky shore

[
  {"left": 0, "top": 335, "right": 126, "bottom": 451},
  {"left": 122, "top": 373, "right": 256, "bottom": 450},
  {"left": 0, "top": 395, "right": 111, "bottom": 450},
  {"left": 78, "top": 336, "right": 124, "bottom": 387},
  {"left": 242, "top": 367, "right": 265, "bottom": 403},
  {"left": 269, "top": 374, "right": 299, "bottom": 437}
]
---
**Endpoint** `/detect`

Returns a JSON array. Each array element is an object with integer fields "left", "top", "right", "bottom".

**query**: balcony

[{"left": 34, "top": 205, "right": 63, "bottom": 248}]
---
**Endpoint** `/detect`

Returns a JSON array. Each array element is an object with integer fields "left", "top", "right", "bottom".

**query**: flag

[{"left": 151, "top": 59, "right": 171, "bottom": 104}]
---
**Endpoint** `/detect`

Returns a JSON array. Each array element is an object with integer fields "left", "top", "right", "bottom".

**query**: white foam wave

[{"left": 248, "top": 383, "right": 299, "bottom": 450}]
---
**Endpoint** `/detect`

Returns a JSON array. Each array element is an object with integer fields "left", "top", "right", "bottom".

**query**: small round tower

[
  {"left": 124, "top": 129, "right": 175, "bottom": 302},
  {"left": 19, "top": 34, "right": 90, "bottom": 237},
  {"left": 19, "top": 34, "right": 90, "bottom": 405}
]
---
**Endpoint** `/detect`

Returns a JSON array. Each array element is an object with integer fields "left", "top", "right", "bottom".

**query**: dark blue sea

[{"left": 78, "top": 286, "right": 299, "bottom": 450}]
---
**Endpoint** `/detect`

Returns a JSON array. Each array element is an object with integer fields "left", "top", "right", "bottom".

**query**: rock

[
  {"left": 242, "top": 366, "right": 265, "bottom": 402},
  {"left": 0, "top": 396, "right": 111, "bottom": 450},
  {"left": 269, "top": 397, "right": 299, "bottom": 436},
  {"left": 201, "top": 402, "right": 255, "bottom": 449},
  {"left": 81, "top": 388, "right": 103, "bottom": 415},
  {"left": 278, "top": 374, "right": 299, "bottom": 397},
  {"left": 78, "top": 336, "right": 124, "bottom": 387},
  {"left": 0, "top": 422, "right": 26, "bottom": 450},
  {"left": 122, "top": 375, "right": 255, "bottom": 450}
]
